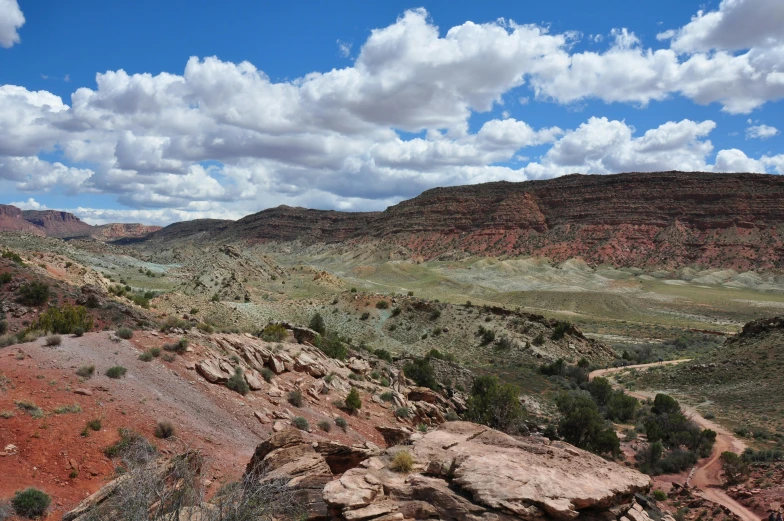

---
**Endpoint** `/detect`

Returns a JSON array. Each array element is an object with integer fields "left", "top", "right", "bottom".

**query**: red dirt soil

[{"left": 1, "top": 331, "right": 394, "bottom": 520}]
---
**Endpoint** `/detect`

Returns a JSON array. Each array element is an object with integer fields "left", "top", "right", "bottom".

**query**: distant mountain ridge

[
  {"left": 0, "top": 204, "right": 161, "bottom": 240},
  {"left": 147, "top": 171, "right": 784, "bottom": 270}
]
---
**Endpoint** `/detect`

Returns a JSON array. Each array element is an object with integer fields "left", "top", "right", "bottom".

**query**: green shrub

[
  {"left": 106, "top": 366, "right": 127, "bottom": 379},
  {"left": 721, "top": 451, "right": 749, "bottom": 484},
  {"left": 261, "top": 367, "right": 275, "bottom": 382},
  {"left": 104, "top": 428, "right": 157, "bottom": 463},
  {"left": 86, "top": 418, "right": 102, "bottom": 432},
  {"left": 226, "top": 367, "right": 249, "bottom": 395},
  {"left": 288, "top": 390, "right": 304, "bottom": 407},
  {"left": 15, "top": 401, "right": 43, "bottom": 419},
  {"left": 417, "top": 423, "right": 428, "bottom": 433},
  {"left": 116, "top": 327, "right": 134, "bottom": 339},
  {"left": 45, "top": 335, "right": 61, "bottom": 346},
  {"left": 345, "top": 387, "right": 362, "bottom": 414},
  {"left": 76, "top": 365, "right": 95, "bottom": 378},
  {"left": 317, "top": 420, "right": 332, "bottom": 432},
  {"left": 314, "top": 331, "right": 348, "bottom": 360},
  {"left": 555, "top": 391, "right": 619, "bottom": 456},
  {"left": 465, "top": 375, "right": 524, "bottom": 432},
  {"left": 292, "top": 416, "right": 309, "bottom": 431},
  {"left": 429, "top": 309, "right": 441, "bottom": 320},
  {"left": 402, "top": 358, "right": 437, "bottom": 389},
  {"left": 309, "top": 313, "right": 326, "bottom": 335},
  {"left": 374, "top": 348, "right": 393, "bottom": 362},
  {"left": 138, "top": 351, "right": 153, "bottom": 362},
  {"left": 652, "top": 490, "right": 667, "bottom": 501},
  {"left": 350, "top": 287, "right": 357, "bottom": 293},
  {"left": 0, "top": 272, "right": 13, "bottom": 284},
  {"left": 260, "top": 324, "right": 288, "bottom": 342},
  {"left": 33, "top": 304, "right": 93, "bottom": 335},
  {"left": 390, "top": 451, "right": 414, "bottom": 473},
  {"left": 391, "top": 307, "right": 401, "bottom": 317},
  {"left": 12, "top": 488, "right": 50, "bottom": 518},
  {"left": 445, "top": 409, "right": 460, "bottom": 421},
  {"left": 380, "top": 391, "right": 394, "bottom": 402},
  {"left": 0, "top": 320, "right": 7, "bottom": 335},
  {"left": 532, "top": 333, "right": 545, "bottom": 346},
  {"left": 360, "top": 312, "right": 370, "bottom": 320},
  {"left": 335, "top": 417, "right": 348, "bottom": 431},
  {"left": 395, "top": 406, "right": 411, "bottom": 419},
  {"left": 53, "top": 403, "right": 82, "bottom": 414},
  {"left": 551, "top": 321, "right": 571, "bottom": 340},
  {"left": 154, "top": 421, "right": 175, "bottom": 439},
  {"left": 17, "top": 282, "right": 50, "bottom": 306},
  {"left": 73, "top": 327, "right": 84, "bottom": 337},
  {"left": 2, "top": 250, "right": 24, "bottom": 264},
  {"left": 164, "top": 337, "right": 188, "bottom": 354},
  {"left": 149, "top": 346, "right": 161, "bottom": 357},
  {"left": 375, "top": 300, "right": 389, "bottom": 309}
]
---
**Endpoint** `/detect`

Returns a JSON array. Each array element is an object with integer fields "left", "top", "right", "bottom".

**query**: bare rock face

[
  {"left": 158, "top": 172, "right": 784, "bottom": 270},
  {"left": 325, "top": 422, "right": 651, "bottom": 521}
]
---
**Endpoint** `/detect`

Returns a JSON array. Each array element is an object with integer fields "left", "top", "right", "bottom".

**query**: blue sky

[{"left": 0, "top": 0, "right": 782, "bottom": 224}]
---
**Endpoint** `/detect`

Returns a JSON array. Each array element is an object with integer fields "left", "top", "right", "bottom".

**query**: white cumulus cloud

[
  {"left": 746, "top": 124, "right": 779, "bottom": 139},
  {"left": 0, "top": 0, "right": 24, "bottom": 48}
]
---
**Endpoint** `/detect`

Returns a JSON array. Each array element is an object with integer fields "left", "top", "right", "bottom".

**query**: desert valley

[{"left": 1, "top": 172, "right": 784, "bottom": 521}]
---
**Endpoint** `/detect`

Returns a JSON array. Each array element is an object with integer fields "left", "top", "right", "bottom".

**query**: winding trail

[{"left": 589, "top": 361, "right": 758, "bottom": 521}]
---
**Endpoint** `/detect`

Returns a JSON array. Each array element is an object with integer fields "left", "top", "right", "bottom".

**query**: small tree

[
  {"left": 465, "top": 375, "right": 524, "bottom": 432},
  {"left": 345, "top": 387, "right": 362, "bottom": 414},
  {"left": 721, "top": 451, "right": 749, "bottom": 484},
  {"left": 309, "top": 313, "right": 326, "bottom": 335},
  {"left": 17, "top": 281, "right": 50, "bottom": 306},
  {"left": 402, "top": 358, "right": 437, "bottom": 389}
]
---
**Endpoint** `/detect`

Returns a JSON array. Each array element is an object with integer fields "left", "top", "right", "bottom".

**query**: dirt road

[{"left": 589, "top": 362, "right": 758, "bottom": 521}]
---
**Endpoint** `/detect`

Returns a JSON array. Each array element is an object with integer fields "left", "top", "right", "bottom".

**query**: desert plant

[
  {"left": 11, "top": 488, "right": 50, "bottom": 519},
  {"left": 375, "top": 300, "right": 389, "bottom": 309},
  {"left": 17, "top": 282, "right": 49, "bottom": 306},
  {"left": 292, "top": 416, "right": 309, "bottom": 431},
  {"left": 395, "top": 406, "right": 411, "bottom": 419},
  {"left": 402, "top": 358, "right": 437, "bottom": 390},
  {"left": 417, "top": 423, "right": 428, "bottom": 432},
  {"left": 335, "top": 417, "right": 348, "bottom": 431},
  {"left": 73, "top": 327, "right": 84, "bottom": 337},
  {"left": 86, "top": 418, "right": 102, "bottom": 431},
  {"left": 314, "top": 332, "right": 348, "bottom": 360},
  {"left": 309, "top": 313, "right": 326, "bottom": 335},
  {"left": 288, "top": 389, "right": 304, "bottom": 407},
  {"left": 360, "top": 312, "right": 370, "bottom": 320},
  {"left": 721, "top": 451, "right": 750, "bottom": 484},
  {"left": 551, "top": 321, "right": 571, "bottom": 340},
  {"left": 53, "top": 403, "right": 82, "bottom": 414},
  {"left": 15, "top": 401, "right": 44, "bottom": 419},
  {"left": 652, "top": 490, "right": 667, "bottom": 501},
  {"left": 45, "top": 334, "right": 61, "bottom": 346},
  {"left": 345, "top": 387, "right": 362, "bottom": 414},
  {"left": 390, "top": 451, "right": 414, "bottom": 473},
  {"left": 380, "top": 391, "right": 394, "bottom": 402},
  {"left": 76, "top": 365, "right": 95, "bottom": 378},
  {"left": 116, "top": 327, "right": 134, "bottom": 339},
  {"left": 154, "top": 421, "right": 175, "bottom": 439},
  {"left": 445, "top": 409, "right": 460, "bottom": 421},
  {"left": 260, "top": 367, "right": 275, "bottom": 382},
  {"left": 106, "top": 366, "right": 127, "bottom": 379},
  {"left": 317, "top": 419, "right": 332, "bottom": 432},
  {"left": 226, "top": 367, "right": 250, "bottom": 395},
  {"left": 465, "top": 375, "right": 524, "bottom": 432},
  {"left": 138, "top": 350, "right": 153, "bottom": 362},
  {"left": 260, "top": 324, "right": 288, "bottom": 342}
]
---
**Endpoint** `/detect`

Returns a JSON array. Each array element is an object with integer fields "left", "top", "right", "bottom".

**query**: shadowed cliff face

[{"left": 150, "top": 172, "right": 784, "bottom": 270}]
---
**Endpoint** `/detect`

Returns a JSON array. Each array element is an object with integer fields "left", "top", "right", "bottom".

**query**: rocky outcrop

[
  {"left": 21, "top": 209, "right": 94, "bottom": 238},
  {"left": 91, "top": 223, "right": 162, "bottom": 240},
  {"left": 143, "top": 172, "right": 784, "bottom": 269},
  {"left": 272, "top": 422, "right": 651, "bottom": 521}
]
